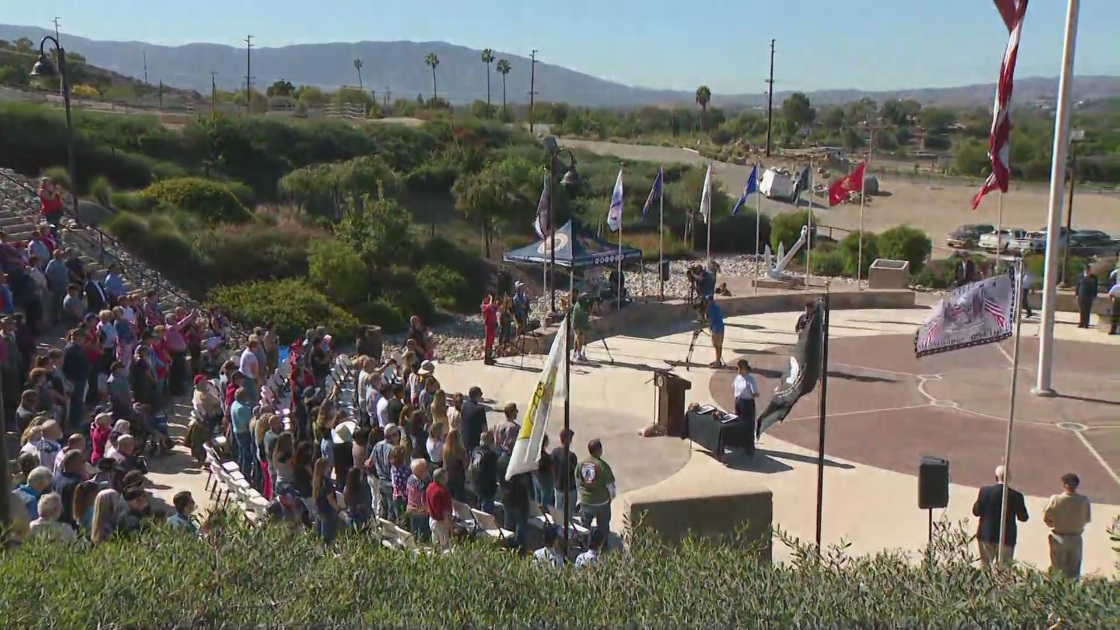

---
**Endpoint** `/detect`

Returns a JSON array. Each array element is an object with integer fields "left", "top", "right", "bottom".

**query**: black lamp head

[{"left": 30, "top": 53, "right": 59, "bottom": 78}]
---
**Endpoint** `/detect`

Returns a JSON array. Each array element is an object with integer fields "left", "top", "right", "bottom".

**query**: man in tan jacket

[{"left": 1042, "top": 472, "right": 1092, "bottom": 579}]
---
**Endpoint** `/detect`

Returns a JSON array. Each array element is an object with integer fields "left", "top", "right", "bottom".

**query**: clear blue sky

[{"left": 7, "top": 0, "right": 1119, "bottom": 93}]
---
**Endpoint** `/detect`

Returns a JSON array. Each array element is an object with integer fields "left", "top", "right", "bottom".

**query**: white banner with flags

[
  {"left": 914, "top": 268, "right": 1017, "bottom": 358},
  {"left": 505, "top": 317, "right": 569, "bottom": 478}
]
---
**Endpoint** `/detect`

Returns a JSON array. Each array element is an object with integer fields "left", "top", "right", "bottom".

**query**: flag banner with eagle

[
  {"left": 828, "top": 162, "right": 866, "bottom": 206},
  {"left": 757, "top": 301, "right": 824, "bottom": 437},
  {"left": 505, "top": 317, "right": 569, "bottom": 478},
  {"left": 914, "top": 267, "right": 1017, "bottom": 358}
]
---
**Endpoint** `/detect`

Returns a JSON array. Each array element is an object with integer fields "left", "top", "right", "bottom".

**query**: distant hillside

[
  {"left": 0, "top": 37, "right": 201, "bottom": 106},
  {"left": 1, "top": 24, "right": 1118, "bottom": 108}
]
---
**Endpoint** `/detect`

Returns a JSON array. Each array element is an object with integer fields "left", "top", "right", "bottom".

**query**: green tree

[
  {"left": 820, "top": 106, "right": 846, "bottom": 134},
  {"left": 920, "top": 107, "right": 957, "bottom": 134},
  {"left": 953, "top": 137, "right": 990, "bottom": 176},
  {"left": 480, "top": 48, "right": 495, "bottom": 118},
  {"left": 294, "top": 85, "right": 327, "bottom": 108},
  {"left": 695, "top": 85, "right": 711, "bottom": 133},
  {"left": 781, "top": 92, "right": 816, "bottom": 129},
  {"left": 308, "top": 239, "right": 369, "bottom": 305},
  {"left": 353, "top": 58, "right": 364, "bottom": 89},
  {"left": 265, "top": 79, "right": 295, "bottom": 98},
  {"left": 336, "top": 195, "right": 414, "bottom": 266},
  {"left": 451, "top": 157, "right": 539, "bottom": 258},
  {"left": 425, "top": 52, "right": 440, "bottom": 102},
  {"left": 496, "top": 58, "right": 511, "bottom": 118}
]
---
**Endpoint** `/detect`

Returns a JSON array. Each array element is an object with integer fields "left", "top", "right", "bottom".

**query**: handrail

[{"left": 0, "top": 168, "right": 198, "bottom": 308}]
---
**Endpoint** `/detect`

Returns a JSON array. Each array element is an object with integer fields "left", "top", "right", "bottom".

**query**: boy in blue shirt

[{"left": 706, "top": 298, "right": 725, "bottom": 368}]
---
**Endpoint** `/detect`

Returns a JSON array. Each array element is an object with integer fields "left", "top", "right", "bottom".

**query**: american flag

[
  {"left": 982, "top": 293, "right": 1008, "bottom": 329},
  {"left": 972, "top": 0, "right": 1029, "bottom": 210}
]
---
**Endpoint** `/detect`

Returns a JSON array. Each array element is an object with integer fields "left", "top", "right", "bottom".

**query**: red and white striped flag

[{"left": 972, "top": 0, "right": 1029, "bottom": 210}]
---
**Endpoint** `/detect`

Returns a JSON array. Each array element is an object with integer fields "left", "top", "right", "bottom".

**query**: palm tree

[
  {"left": 480, "top": 48, "right": 495, "bottom": 118},
  {"left": 695, "top": 85, "right": 712, "bottom": 133},
  {"left": 496, "top": 58, "right": 511, "bottom": 118},
  {"left": 425, "top": 52, "right": 440, "bottom": 103},
  {"left": 353, "top": 58, "right": 364, "bottom": 89}
]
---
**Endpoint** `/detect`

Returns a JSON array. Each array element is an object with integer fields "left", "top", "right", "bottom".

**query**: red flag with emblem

[{"left": 827, "top": 162, "right": 866, "bottom": 206}]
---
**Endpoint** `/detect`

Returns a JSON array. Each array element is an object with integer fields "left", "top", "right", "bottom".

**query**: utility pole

[
  {"left": 244, "top": 35, "right": 254, "bottom": 113},
  {"left": 765, "top": 39, "right": 776, "bottom": 158},
  {"left": 211, "top": 71, "right": 218, "bottom": 113},
  {"left": 53, "top": 17, "right": 63, "bottom": 97},
  {"left": 143, "top": 51, "right": 148, "bottom": 84},
  {"left": 384, "top": 86, "right": 391, "bottom": 108},
  {"left": 529, "top": 50, "right": 539, "bottom": 135},
  {"left": 158, "top": 79, "right": 164, "bottom": 110}
]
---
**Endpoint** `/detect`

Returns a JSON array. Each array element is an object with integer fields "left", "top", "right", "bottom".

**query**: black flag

[{"left": 756, "top": 301, "right": 824, "bottom": 437}]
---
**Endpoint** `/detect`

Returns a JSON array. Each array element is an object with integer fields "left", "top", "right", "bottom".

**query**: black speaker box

[{"left": 918, "top": 455, "right": 949, "bottom": 510}]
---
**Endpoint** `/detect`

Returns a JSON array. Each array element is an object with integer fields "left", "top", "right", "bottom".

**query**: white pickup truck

[
  {"left": 1009, "top": 231, "right": 1046, "bottom": 254},
  {"left": 979, "top": 228, "right": 1026, "bottom": 253}
]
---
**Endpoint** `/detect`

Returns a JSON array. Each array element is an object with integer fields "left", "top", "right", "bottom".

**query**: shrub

[
  {"left": 703, "top": 209, "right": 772, "bottom": 255},
  {"left": 195, "top": 222, "right": 317, "bottom": 287},
  {"left": 41, "top": 165, "right": 71, "bottom": 191},
  {"left": 350, "top": 299, "right": 407, "bottom": 333},
  {"left": 769, "top": 209, "right": 817, "bottom": 255},
  {"left": 877, "top": 225, "right": 933, "bottom": 273},
  {"left": 383, "top": 283, "right": 435, "bottom": 323},
  {"left": 1023, "top": 252, "right": 1087, "bottom": 287},
  {"left": 89, "top": 176, "right": 113, "bottom": 207},
  {"left": 838, "top": 231, "right": 879, "bottom": 278},
  {"left": 209, "top": 278, "right": 359, "bottom": 342},
  {"left": 108, "top": 190, "right": 152, "bottom": 212},
  {"left": 417, "top": 264, "right": 472, "bottom": 312},
  {"left": 0, "top": 518, "right": 1115, "bottom": 627},
  {"left": 103, "top": 211, "right": 204, "bottom": 293},
  {"left": 139, "top": 177, "right": 252, "bottom": 224},
  {"left": 308, "top": 240, "right": 369, "bottom": 305},
  {"left": 809, "top": 249, "right": 846, "bottom": 276}
]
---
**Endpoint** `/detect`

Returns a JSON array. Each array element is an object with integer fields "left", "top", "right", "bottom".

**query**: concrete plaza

[{"left": 430, "top": 303, "right": 1119, "bottom": 576}]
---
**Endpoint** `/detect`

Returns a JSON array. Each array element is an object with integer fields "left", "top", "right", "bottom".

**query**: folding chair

[
  {"left": 527, "top": 500, "right": 548, "bottom": 530},
  {"left": 470, "top": 508, "right": 513, "bottom": 542}
]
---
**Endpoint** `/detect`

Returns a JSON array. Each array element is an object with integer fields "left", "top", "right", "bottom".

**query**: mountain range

[{"left": 2, "top": 23, "right": 1119, "bottom": 108}]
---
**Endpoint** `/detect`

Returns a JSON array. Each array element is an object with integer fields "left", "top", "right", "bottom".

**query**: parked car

[
  {"left": 979, "top": 228, "right": 1027, "bottom": 252},
  {"left": 1071, "top": 230, "right": 1119, "bottom": 255},
  {"left": 1010, "top": 231, "right": 1046, "bottom": 253},
  {"left": 946, "top": 224, "right": 994, "bottom": 249}
]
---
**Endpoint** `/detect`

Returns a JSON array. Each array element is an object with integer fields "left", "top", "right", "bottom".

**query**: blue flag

[
  {"left": 730, "top": 164, "right": 759, "bottom": 216},
  {"left": 641, "top": 167, "right": 663, "bottom": 220}
]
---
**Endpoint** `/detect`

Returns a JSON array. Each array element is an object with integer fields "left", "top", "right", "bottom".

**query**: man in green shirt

[
  {"left": 577, "top": 438, "right": 615, "bottom": 547},
  {"left": 571, "top": 293, "right": 590, "bottom": 362}
]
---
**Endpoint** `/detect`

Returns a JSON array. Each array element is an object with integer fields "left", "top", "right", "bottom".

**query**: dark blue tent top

[{"left": 502, "top": 219, "right": 643, "bottom": 269}]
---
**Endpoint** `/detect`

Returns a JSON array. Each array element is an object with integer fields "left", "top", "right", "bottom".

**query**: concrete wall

[{"left": 623, "top": 484, "right": 773, "bottom": 563}]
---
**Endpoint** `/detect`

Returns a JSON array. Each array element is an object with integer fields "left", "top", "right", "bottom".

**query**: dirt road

[{"left": 560, "top": 138, "right": 1120, "bottom": 250}]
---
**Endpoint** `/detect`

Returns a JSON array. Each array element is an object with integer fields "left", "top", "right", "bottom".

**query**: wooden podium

[{"left": 654, "top": 370, "right": 692, "bottom": 437}]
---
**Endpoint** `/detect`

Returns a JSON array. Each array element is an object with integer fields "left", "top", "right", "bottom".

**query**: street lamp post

[
  {"left": 542, "top": 136, "right": 580, "bottom": 314},
  {"left": 30, "top": 36, "right": 80, "bottom": 223}
]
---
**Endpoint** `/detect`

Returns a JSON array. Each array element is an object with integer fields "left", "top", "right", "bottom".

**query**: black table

[{"left": 684, "top": 410, "right": 753, "bottom": 462}]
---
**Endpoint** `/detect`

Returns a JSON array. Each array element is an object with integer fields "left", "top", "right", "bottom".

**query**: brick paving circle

[{"left": 710, "top": 334, "right": 1120, "bottom": 505}]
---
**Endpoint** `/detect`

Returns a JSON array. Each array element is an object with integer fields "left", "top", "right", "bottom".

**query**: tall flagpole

[
  {"left": 754, "top": 162, "right": 761, "bottom": 294},
  {"left": 658, "top": 164, "right": 665, "bottom": 302},
  {"left": 562, "top": 307, "right": 572, "bottom": 556},
  {"left": 857, "top": 130, "right": 871, "bottom": 289},
  {"left": 996, "top": 263, "right": 1025, "bottom": 564},
  {"left": 814, "top": 285, "right": 831, "bottom": 548},
  {"left": 806, "top": 156, "right": 814, "bottom": 288},
  {"left": 995, "top": 192, "right": 1005, "bottom": 273},
  {"left": 705, "top": 161, "right": 713, "bottom": 267},
  {"left": 617, "top": 163, "right": 624, "bottom": 311}
]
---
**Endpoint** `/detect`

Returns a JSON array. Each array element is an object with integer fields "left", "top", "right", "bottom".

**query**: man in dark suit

[
  {"left": 1074, "top": 265, "right": 1099, "bottom": 329},
  {"left": 85, "top": 273, "right": 108, "bottom": 314},
  {"left": 972, "top": 465, "right": 1029, "bottom": 566},
  {"left": 954, "top": 254, "right": 977, "bottom": 288}
]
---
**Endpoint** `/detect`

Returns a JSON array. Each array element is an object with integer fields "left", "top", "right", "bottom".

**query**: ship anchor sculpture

[{"left": 761, "top": 226, "right": 809, "bottom": 280}]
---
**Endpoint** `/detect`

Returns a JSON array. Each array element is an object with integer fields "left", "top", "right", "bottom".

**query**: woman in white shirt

[
  {"left": 732, "top": 358, "right": 760, "bottom": 457},
  {"left": 426, "top": 421, "right": 447, "bottom": 466}
]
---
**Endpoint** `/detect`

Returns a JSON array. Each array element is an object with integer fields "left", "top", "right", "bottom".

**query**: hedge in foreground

[{"left": 1, "top": 519, "right": 1114, "bottom": 628}]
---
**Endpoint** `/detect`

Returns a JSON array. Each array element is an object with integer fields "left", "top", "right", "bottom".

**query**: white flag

[
  {"left": 505, "top": 317, "right": 569, "bottom": 478},
  {"left": 606, "top": 167, "right": 624, "bottom": 232},
  {"left": 699, "top": 162, "right": 713, "bottom": 223}
]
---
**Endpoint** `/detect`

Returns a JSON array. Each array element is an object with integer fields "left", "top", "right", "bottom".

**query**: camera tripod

[
  {"left": 582, "top": 320, "right": 615, "bottom": 364},
  {"left": 683, "top": 325, "right": 708, "bottom": 371}
]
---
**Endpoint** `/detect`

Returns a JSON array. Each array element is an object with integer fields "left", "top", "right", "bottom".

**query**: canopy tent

[{"left": 502, "top": 219, "right": 643, "bottom": 269}]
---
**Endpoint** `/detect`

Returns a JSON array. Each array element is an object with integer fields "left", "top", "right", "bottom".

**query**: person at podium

[{"left": 733, "top": 359, "right": 759, "bottom": 456}]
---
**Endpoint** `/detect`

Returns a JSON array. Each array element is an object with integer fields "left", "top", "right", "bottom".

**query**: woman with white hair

[{"left": 28, "top": 492, "right": 78, "bottom": 542}]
